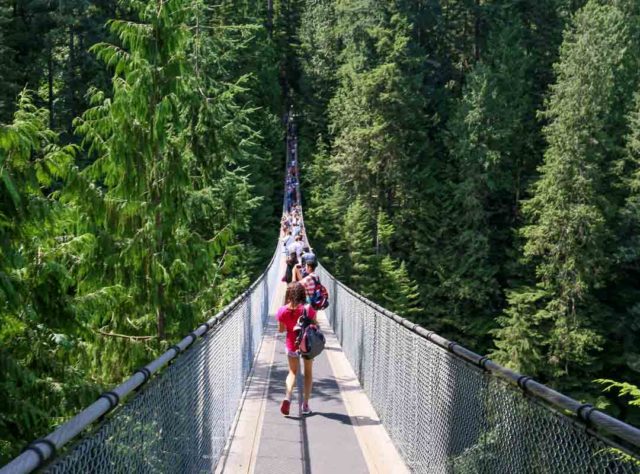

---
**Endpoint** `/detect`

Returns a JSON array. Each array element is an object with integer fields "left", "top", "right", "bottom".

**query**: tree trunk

[
  {"left": 68, "top": 27, "right": 75, "bottom": 133},
  {"left": 473, "top": 0, "right": 481, "bottom": 62},
  {"left": 156, "top": 210, "right": 166, "bottom": 341},
  {"left": 267, "top": 0, "right": 273, "bottom": 37},
  {"left": 157, "top": 286, "right": 166, "bottom": 340},
  {"left": 48, "top": 46, "right": 54, "bottom": 128}
]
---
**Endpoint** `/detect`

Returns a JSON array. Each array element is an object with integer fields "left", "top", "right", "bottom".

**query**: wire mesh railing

[
  {"left": 2, "top": 248, "right": 282, "bottom": 474},
  {"left": 6, "top": 105, "right": 640, "bottom": 474},
  {"left": 3, "top": 106, "right": 295, "bottom": 474},
  {"left": 318, "top": 264, "right": 640, "bottom": 474}
]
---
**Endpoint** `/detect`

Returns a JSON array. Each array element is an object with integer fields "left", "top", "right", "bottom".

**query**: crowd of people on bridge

[
  {"left": 285, "top": 116, "right": 299, "bottom": 214},
  {"left": 276, "top": 113, "right": 328, "bottom": 417}
]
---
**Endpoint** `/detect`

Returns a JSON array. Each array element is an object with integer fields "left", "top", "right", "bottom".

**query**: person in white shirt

[
  {"left": 282, "top": 230, "right": 294, "bottom": 255},
  {"left": 287, "top": 235, "right": 304, "bottom": 263}
]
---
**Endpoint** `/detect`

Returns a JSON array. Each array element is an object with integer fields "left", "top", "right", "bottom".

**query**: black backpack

[{"left": 295, "top": 309, "right": 326, "bottom": 360}]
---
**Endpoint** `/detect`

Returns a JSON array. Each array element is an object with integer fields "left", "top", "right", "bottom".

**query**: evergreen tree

[
  {"left": 304, "top": 139, "right": 349, "bottom": 277},
  {"left": 0, "top": 0, "right": 114, "bottom": 133},
  {"left": 607, "top": 89, "right": 640, "bottom": 422},
  {"left": 63, "top": 0, "right": 261, "bottom": 383},
  {"left": 1, "top": 0, "right": 286, "bottom": 453},
  {"left": 420, "top": 10, "right": 539, "bottom": 349},
  {"left": 297, "top": 0, "right": 338, "bottom": 148},
  {"left": 5, "top": 0, "right": 640, "bottom": 452},
  {"left": 342, "top": 198, "right": 376, "bottom": 296},
  {"left": 213, "top": 0, "right": 284, "bottom": 269},
  {"left": 494, "top": 1, "right": 640, "bottom": 393},
  {"left": 378, "top": 256, "right": 420, "bottom": 316},
  {"left": 329, "top": 1, "right": 427, "bottom": 214},
  {"left": 0, "top": 91, "right": 97, "bottom": 463},
  {"left": 0, "top": 5, "right": 18, "bottom": 122}
]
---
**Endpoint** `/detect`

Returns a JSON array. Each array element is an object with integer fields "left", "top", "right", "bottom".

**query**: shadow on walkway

[{"left": 306, "top": 412, "right": 381, "bottom": 426}]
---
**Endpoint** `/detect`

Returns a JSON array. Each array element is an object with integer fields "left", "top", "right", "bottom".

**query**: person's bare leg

[
  {"left": 286, "top": 355, "right": 299, "bottom": 400},
  {"left": 303, "top": 358, "right": 313, "bottom": 403}
]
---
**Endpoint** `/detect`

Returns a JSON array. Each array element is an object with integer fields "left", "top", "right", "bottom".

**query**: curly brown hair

[{"left": 285, "top": 282, "right": 306, "bottom": 306}]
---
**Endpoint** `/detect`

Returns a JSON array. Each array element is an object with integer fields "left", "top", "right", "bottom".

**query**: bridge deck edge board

[
  {"left": 318, "top": 311, "right": 410, "bottom": 474},
  {"left": 215, "top": 259, "right": 286, "bottom": 474}
]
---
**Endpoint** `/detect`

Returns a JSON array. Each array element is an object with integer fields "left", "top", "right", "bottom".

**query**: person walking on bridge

[
  {"left": 287, "top": 235, "right": 304, "bottom": 264},
  {"left": 282, "top": 229, "right": 293, "bottom": 254},
  {"left": 301, "top": 254, "right": 320, "bottom": 301},
  {"left": 277, "top": 282, "right": 317, "bottom": 416}
]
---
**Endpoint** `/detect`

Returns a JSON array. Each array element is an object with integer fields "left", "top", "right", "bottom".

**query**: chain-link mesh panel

[
  {"left": 40, "top": 250, "right": 282, "bottom": 474},
  {"left": 318, "top": 264, "right": 640, "bottom": 474}
]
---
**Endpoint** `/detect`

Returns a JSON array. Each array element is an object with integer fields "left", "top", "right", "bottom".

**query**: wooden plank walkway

[{"left": 216, "top": 264, "right": 408, "bottom": 474}]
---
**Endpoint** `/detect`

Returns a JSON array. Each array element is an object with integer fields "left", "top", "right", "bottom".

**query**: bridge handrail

[
  {"left": 318, "top": 262, "right": 640, "bottom": 455},
  {"left": 5, "top": 105, "right": 639, "bottom": 473},
  {"left": 1, "top": 244, "right": 280, "bottom": 474}
]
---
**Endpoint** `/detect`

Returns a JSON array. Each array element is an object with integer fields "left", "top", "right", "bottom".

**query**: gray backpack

[{"left": 296, "top": 310, "right": 326, "bottom": 359}]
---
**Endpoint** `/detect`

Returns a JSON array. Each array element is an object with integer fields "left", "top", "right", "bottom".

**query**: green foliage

[
  {"left": 0, "top": 91, "right": 99, "bottom": 463},
  {"left": 212, "top": 1, "right": 284, "bottom": 269},
  {"left": 595, "top": 378, "right": 640, "bottom": 466},
  {"left": 60, "top": 0, "right": 280, "bottom": 383},
  {"left": 0, "top": 0, "right": 283, "bottom": 460},
  {"left": 298, "top": 0, "right": 640, "bottom": 423},
  {"left": 4, "top": 0, "right": 640, "bottom": 461},
  {"left": 0, "top": 90, "right": 73, "bottom": 318},
  {"left": 378, "top": 256, "right": 420, "bottom": 316},
  {"left": 297, "top": 0, "right": 338, "bottom": 137},
  {"left": 495, "top": 0, "right": 640, "bottom": 390},
  {"left": 0, "top": 4, "right": 17, "bottom": 121},
  {"left": 304, "top": 139, "right": 349, "bottom": 276},
  {"left": 299, "top": 0, "right": 434, "bottom": 317},
  {"left": 596, "top": 379, "right": 640, "bottom": 408},
  {"left": 0, "top": 0, "right": 114, "bottom": 133},
  {"left": 342, "top": 198, "right": 376, "bottom": 294}
]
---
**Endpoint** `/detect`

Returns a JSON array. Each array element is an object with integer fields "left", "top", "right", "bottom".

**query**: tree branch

[{"left": 96, "top": 329, "right": 156, "bottom": 341}]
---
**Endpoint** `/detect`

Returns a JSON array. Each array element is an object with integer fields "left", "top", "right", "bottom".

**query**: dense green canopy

[
  {"left": 0, "top": 0, "right": 282, "bottom": 461},
  {"left": 296, "top": 0, "right": 640, "bottom": 424},
  {"left": 1, "top": 0, "right": 640, "bottom": 462}
]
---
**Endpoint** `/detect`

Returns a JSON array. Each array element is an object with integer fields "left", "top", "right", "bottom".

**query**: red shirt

[{"left": 276, "top": 304, "right": 317, "bottom": 352}]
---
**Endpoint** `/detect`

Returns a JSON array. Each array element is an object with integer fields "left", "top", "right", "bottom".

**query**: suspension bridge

[{"left": 2, "top": 116, "right": 640, "bottom": 474}]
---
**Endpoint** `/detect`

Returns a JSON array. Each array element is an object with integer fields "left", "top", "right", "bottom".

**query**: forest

[{"left": 1, "top": 0, "right": 640, "bottom": 463}]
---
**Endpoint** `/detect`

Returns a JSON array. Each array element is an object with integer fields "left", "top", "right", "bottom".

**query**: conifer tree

[
  {"left": 0, "top": 91, "right": 97, "bottom": 463},
  {"left": 378, "top": 256, "right": 420, "bottom": 316},
  {"left": 0, "top": 5, "right": 17, "bottom": 122},
  {"left": 494, "top": 0, "right": 640, "bottom": 391},
  {"left": 1, "top": 0, "right": 285, "bottom": 453},
  {"left": 606, "top": 90, "right": 640, "bottom": 420},
  {"left": 328, "top": 1, "right": 427, "bottom": 214},
  {"left": 297, "top": 0, "right": 338, "bottom": 143},
  {"left": 422, "top": 11, "right": 538, "bottom": 349},
  {"left": 213, "top": 0, "right": 284, "bottom": 268},
  {"left": 0, "top": 0, "right": 115, "bottom": 133},
  {"left": 304, "top": 140, "right": 349, "bottom": 277},
  {"left": 343, "top": 198, "right": 376, "bottom": 296},
  {"left": 64, "top": 0, "right": 260, "bottom": 381}
]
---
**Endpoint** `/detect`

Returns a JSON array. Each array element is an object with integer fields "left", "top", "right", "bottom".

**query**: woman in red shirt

[{"left": 277, "top": 282, "right": 317, "bottom": 416}]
